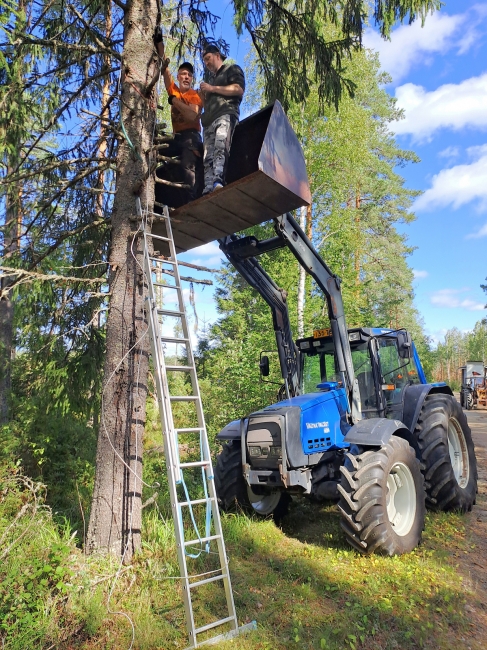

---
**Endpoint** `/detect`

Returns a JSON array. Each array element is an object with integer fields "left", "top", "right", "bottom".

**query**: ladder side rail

[
  {"left": 143, "top": 231, "right": 197, "bottom": 643},
  {"left": 143, "top": 236, "right": 181, "bottom": 482},
  {"left": 144, "top": 217, "right": 239, "bottom": 645},
  {"left": 200, "top": 433, "right": 239, "bottom": 634},
  {"left": 163, "top": 213, "right": 239, "bottom": 637}
]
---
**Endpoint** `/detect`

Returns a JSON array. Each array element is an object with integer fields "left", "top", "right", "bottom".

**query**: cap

[
  {"left": 178, "top": 61, "right": 194, "bottom": 74},
  {"left": 202, "top": 43, "right": 226, "bottom": 61}
]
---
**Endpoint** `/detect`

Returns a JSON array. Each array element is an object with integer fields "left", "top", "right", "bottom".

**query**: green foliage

[
  {"left": 0, "top": 343, "right": 99, "bottom": 529},
  {"left": 0, "top": 467, "right": 73, "bottom": 648},
  {"left": 431, "top": 319, "right": 487, "bottom": 388},
  {"left": 286, "top": 48, "right": 422, "bottom": 332},
  {"left": 232, "top": 0, "right": 442, "bottom": 108}
]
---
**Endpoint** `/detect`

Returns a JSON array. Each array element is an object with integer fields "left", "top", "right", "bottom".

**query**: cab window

[
  {"left": 378, "top": 338, "right": 420, "bottom": 405},
  {"left": 301, "top": 350, "right": 338, "bottom": 394},
  {"left": 351, "top": 343, "right": 378, "bottom": 411}
]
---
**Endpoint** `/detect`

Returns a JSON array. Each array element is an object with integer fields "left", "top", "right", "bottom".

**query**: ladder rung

[
  {"left": 157, "top": 308, "right": 184, "bottom": 317},
  {"left": 189, "top": 573, "right": 225, "bottom": 589},
  {"left": 179, "top": 460, "right": 210, "bottom": 468},
  {"left": 153, "top": 281, "right": 177, "bottom": 289},
  {"left": 159, "top": 336, "right": 188, "bottom": 344},
  {"left": 147, "top": 233, "right": 171, "bottom": 243},
  {"left": 149, "top": 257, "right": 175, "bottom": 266},
  {"left": 150, "top": 204, "right": 170, "bottom": 216},
  {"left": 154, "top": 285, "right": 180, "bottom": 292},
  {"left": 178, "top": 497, "right": 216, "bottom": 507},
  {"left": 195, "top": 616, "right": 235, "bottom": 635},
  {"left": 184, "top": 534, "right": 221, "bottom": 547},
  {"left": 166, "top": 365, "right": 193, "bottom": 372},
  {"left": 170, "top": 395, "right": 199, "bottom": 401},
  {"left": 175, "top": 428, "right": 204, "bottom": 433}
]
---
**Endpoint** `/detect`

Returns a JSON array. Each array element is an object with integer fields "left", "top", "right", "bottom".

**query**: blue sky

[{"left": 179, "top": 0, "right": 487, "bottom": 346}]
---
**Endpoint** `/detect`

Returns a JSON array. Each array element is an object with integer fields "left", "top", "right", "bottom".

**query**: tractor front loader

[{"left": 214, "top": 213, "right": 478, "bottom": 556}]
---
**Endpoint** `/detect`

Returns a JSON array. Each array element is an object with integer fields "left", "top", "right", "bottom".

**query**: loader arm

[
  {"left": 219, "top": 234, "right": 301, "bottom": 398},
  {"left": 274, "top": 214, "right": 357, "bottom": 397},
  {"left": 219, "top": 212, "right": 361, "bottom": 422}
]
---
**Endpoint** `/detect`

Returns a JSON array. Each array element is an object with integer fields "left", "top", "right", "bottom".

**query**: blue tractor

[{"left": 214, "top": 212, "right": 477, "bottom": 555}]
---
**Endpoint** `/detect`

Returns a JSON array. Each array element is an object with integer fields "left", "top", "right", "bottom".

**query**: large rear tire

[
  {"left": 414, "top": 393, "right": 477, "bottom": 511},
  {"left": 338, "top": 436, "right": 425, "bottom": 555},
  {"left": 214, "top": 440, "right": 290, "bottom": 518}
]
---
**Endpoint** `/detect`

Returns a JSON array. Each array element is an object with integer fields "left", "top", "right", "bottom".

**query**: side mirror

[
  {"left": 396, "top": 330, "right": 412, "bottom": 359},
  {"left": 259, "top": 355, "right": 270, "bottom": 377}
]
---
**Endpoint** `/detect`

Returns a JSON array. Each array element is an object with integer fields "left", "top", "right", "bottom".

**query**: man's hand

[{"left": 200, "top": 82, "right": 213, "bottom": 94}]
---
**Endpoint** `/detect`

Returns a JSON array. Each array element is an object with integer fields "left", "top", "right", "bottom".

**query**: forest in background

[{"left": 1, "top": 0, "right": 486, "bottom": 646}]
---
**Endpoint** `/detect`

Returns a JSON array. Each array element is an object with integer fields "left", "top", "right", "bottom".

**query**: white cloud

[
  {"left": 413, "top": 269, "right": 428, "bottom": 279},
  {"left": 364, "top": 10, "right": 479, "bottom": 83},
  {"left": 430, "top": 289, "right": 485, "bottom": 311},
  {"left": 414, "top": 146, "right": 487, "bottom": 212},
  {"left": 428, "top": 328, "right": 449, "bottom": 347},
  {"left": 182, "top": 240, "right": 225, "bottom": 268},
  {"left": 189, "top": 241, "right": 222, "bottom": 257},
  {"left": 466, "top": 223, "right": 487, "bottom": 239},
  {"left": 391, "top": 73, "right": 487, "bottom": 140},
  {"left": 438, "top": 146, "right": 459, "bottom": 159}
]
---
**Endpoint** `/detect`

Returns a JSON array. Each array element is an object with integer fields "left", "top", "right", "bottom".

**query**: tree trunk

[
  {"left": 87, "top": 0, "right": 159, "bottom": 560},
  {"left": 0, "top": 166, "right": 20, "bottom": 424}
]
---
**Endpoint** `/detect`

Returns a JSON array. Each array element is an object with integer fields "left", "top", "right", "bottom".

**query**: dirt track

[{"left": 456, "top": 404, "right": 487, "bottom": 644}]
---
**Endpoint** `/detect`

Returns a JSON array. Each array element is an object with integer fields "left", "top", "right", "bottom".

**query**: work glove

[{"left": 153, "top": 25, "right": 163, "bottom": 45}]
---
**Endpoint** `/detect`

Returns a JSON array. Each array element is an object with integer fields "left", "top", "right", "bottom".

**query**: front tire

[
  {"left": 214, "top": 440, "right": 290, "bottom": 518},
  {"left": 338, "top": 436, "right": 425, "bottom": 555},
  {"left": 414, "top": 394, "right": 477, "bottom": 511}
]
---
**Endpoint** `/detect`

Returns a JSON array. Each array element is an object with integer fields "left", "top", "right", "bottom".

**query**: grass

[{"left": 0, "top": 462, "right": 482, "bottom": 650}]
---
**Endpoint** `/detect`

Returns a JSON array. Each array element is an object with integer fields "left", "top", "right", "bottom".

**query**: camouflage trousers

[{"left": 203, "top": 114, "right": 237, "bottom": 193}]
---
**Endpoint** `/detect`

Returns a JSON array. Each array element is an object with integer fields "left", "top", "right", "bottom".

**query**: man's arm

[
  {"left": 199, "top": 82, "right": 243, "bottom": 98},
  {"left": 171, "top": 98, "right": 201, "bottom": 122},
  {"left": 154, "top": 37, "right": 173, "bottom": 92}
]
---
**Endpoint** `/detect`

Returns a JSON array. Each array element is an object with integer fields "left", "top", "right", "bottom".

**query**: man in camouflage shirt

[{"left": 200, "top": 44, "right": 245, "bottom": 194}]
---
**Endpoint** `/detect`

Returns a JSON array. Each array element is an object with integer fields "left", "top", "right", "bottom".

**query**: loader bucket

[{"left": 152, "top": 101, "right": 311, "bottom": 254}]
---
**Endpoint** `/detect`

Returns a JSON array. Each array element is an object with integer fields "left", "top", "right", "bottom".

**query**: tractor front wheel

[
  {"left": 214, "top": 440, "right": 290, "bottom": 519},
  {"left": 338, "top": 435, "right": 425, "bottom": 555},
  {"left": 414, "top": 394, "right": 477, "bottom": 511}
]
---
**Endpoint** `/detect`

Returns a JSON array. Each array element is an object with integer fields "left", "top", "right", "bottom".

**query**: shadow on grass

[{"left": 213, "top": 507, "right": 476, "bottom": 650}]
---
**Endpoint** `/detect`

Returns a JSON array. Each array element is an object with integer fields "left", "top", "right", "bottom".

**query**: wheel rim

[
  {"left": 386, "top": 462, "right": 417, "bottom": 537},
  {"left": 247, "top": 487, "right": 282, "bottom": 515},
  {"left": 448, "top": 417, "right": 469, "bottom": 488}
]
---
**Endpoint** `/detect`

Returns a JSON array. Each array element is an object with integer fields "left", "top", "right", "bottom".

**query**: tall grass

[{"left": 0, "top": 460, "right": 481, "bottom": 650}]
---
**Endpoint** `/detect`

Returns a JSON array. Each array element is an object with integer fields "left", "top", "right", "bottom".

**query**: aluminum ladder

[{"left": 142, "top": 205, "right": 254, "bottom": 648}]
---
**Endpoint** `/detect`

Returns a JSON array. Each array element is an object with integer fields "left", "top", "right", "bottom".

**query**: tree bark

[
  {"left": 87, "top": 0, "right": 159, "bottom": 561},
  {"left": 0, "top": 166, "right": 20, "bottom": 424}
]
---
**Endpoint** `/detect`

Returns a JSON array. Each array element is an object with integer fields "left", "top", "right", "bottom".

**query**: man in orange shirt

[{"left": 155, "top": 33, "right": 203, "bottom": 204}]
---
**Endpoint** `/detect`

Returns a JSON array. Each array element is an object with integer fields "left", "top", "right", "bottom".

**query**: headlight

[
  {"left": 349, "top": 332, "right": 361, "bottom": 341},
  {"left": 269, "top": 447, "right": 282, "bottom": 457},
  {"left": 249, "top": 446, "right": 262, "bottom": 457}
]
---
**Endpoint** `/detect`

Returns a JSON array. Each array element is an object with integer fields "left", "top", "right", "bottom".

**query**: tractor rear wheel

[
  {"left": 414, "top": 394, "right": 477, "bottom": 511},
  {"left": 214, "top": 440, "right": 290, "bottom": 518},
  {"left": 338, "top": 435, "right": 425, "bottom": 555}
]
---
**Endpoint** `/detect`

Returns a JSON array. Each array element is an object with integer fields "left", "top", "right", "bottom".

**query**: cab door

[{"left": 376, "top": 337, "right": 420, "bottom": 420}]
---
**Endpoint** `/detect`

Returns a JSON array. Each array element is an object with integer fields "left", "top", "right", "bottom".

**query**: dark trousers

[
  {"left": 155, "top": 129, "right": 203, "bottom": 209},
  {"left": 178, "top": 129, "right": 204, "bottom": 201}
]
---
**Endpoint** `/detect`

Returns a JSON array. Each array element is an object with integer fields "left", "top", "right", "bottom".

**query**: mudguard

[
  {"left": 344, "top": 417, "right": 421, "bottom": 458},
  {"left": 402, "top": 383, "right": 453, "bottom": 433},
  {"left": 216, "top": 419, "right": 243, "bottom": 441}
]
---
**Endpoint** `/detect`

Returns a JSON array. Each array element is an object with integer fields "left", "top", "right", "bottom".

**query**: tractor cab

[{"left": 296, "top": 327, "right": 426, "bottom": 421}]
